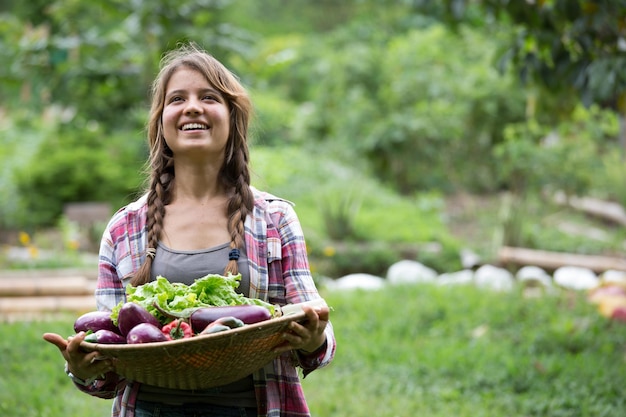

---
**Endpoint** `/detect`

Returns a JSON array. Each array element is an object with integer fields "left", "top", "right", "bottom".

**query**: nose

[{"left": 184, "top": 97, "right": 203, "bottom": 115}]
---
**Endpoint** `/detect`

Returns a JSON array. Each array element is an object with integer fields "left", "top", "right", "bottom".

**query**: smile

[{"left": 181, "top": 123, "right": 209, "bottom": 131}]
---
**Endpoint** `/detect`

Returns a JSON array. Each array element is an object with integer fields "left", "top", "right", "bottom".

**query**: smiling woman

[
  {"left": 42, "top": 43, "right": 336, "bottom": 417},
  {"left": 162, "top": 68, "right": 231, "bottom": 158}
]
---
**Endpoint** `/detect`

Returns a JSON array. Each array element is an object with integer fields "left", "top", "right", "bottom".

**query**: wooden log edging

[
  {"left": 499, "top": 246, "right": 626, "bottom": 273},
  {"left": 553, "top": 193, "right": 626, "bottom": 227},
  {"left": 0, "top": 271, "right": 98, "bottom": 319},
  {"left": 0, "top": 276, "right": 95, "bottom": 297},
  {"left": 0, "top": 295, "right": 96, "bottom": 314}
]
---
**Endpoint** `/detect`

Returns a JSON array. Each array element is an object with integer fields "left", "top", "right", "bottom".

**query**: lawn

[{"left": 2, "top": 282, "right": 624, "bottom": 416}]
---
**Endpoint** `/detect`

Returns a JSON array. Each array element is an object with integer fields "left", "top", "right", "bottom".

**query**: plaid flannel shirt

[{"left": 75, "top": 187, "right": 335, "bottom": 417}]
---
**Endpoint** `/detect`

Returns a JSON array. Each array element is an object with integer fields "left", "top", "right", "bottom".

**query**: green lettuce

[{"left": 110, "top": 273, "right": 275, "bottom": 325}]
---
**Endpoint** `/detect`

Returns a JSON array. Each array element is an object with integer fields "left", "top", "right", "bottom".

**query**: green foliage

[
  {"left": 0, "top": 112, "right": 48, "bottom": 228},
  {"left": 2, "top": 0, "right": 625, "bottom": 273},
  {"left": 317, "top": 188, "right": 363, "bottom": 241},
  {"left": 428, "top": 0, "right": 626, "bottom": 115},
  {"left": 250, "top": 146, "right": 452, "bottom": 242},
  {"left": 284, "top": 23, "right": 526, "bottom": 193},
  {"left": 491, "top": 104, "right": 620, "bottom": 249},
  {"left": 248, "top": 88, "right": 297, "bottom": 146},
  {"left": 595, "top": 149, "right": 626, "bottom": 207},
  {"left": 15, "top": 125, "right": 145, "bottom": 227},
  {"left": 0, "top": 0, "right": 251, "bottom": 128},
  {"left": 309, "top": 241, "right": 401, "bottom": 279},
  {"left": 250, "top": 146, "right": 463, "bottom": 275}
]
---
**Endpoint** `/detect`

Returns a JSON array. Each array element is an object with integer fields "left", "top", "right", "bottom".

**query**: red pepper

[{"left": 161, "top": 320, "right": 193, "bottom": 340}]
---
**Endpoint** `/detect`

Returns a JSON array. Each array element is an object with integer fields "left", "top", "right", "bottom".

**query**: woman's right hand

[{"left": 43, "top": 332, "right": 114, "bottom": 381}]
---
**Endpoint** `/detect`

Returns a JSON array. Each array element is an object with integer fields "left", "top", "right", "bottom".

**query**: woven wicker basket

[{"left": 80, "top": 310, "right": 307, "bottom": 390}]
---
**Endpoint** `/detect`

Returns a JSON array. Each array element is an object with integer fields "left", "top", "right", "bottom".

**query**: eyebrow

[{"left": 165, "top": 87, "right": 221, "bottom": 99}]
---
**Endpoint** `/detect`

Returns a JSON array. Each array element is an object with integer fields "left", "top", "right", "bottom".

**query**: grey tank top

[
  {"left": 150, "top": 241, "right": 251, "bottom": 296},
  {"left": 141, "top": 242, "right": 256, "bottom": 407}
]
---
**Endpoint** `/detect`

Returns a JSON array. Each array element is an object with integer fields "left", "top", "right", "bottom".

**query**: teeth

[{"left": 182, "top": 123, "right": 208, "bottom": 131}]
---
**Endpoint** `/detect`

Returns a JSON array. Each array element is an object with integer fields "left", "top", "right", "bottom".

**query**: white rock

[
  {"left": 437, "top": 269, "right": 474, "bottom": 286},
  {"left": 460, "top": 248, "right": 481, "bottom": 269},
  {"left": 328, "top": 273, "right": 386, "bottom": 291},
  {"left": 553, "top": 266, "right": 599, "bottom": 290},
  {"left": 474, "top": 264, "right": 515, "bottom": 291},
  {"left": 386, "top": 260, "right": 437, "bottom": 285},
  {"left": 602, "top": 269, "right": 626, "bottom": 284},
  {"left": 516, "top": 265, "right": 553, "bottom": 287}
]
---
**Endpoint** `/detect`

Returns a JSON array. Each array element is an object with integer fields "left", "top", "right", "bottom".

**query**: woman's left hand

[{"left": 274, "top": 305, "right": 329, "bottom": 354}]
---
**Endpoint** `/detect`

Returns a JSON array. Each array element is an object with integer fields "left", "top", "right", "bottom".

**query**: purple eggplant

[
  {"left": 126, "top": 323, "right": 168, "bottom": 344},
  {"left": 117, "top": 302, "right": 161, "bottom": 336},
  {"left": 74, "top": 311, "right": 120, "bottom": 334},
  {"left": 84, "top": 329, "right": 126, "bottom": 344},
  {"left": 190, "top": 305, "right": 271, "bottom": 333}
]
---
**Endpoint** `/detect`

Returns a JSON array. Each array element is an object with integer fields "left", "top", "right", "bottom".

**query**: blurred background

[
  {"left": 1, "top": 0, "right": 626, "bottom": 278},
  {"left": 3, "top": 3, "right": 626, "bottom": 415}
]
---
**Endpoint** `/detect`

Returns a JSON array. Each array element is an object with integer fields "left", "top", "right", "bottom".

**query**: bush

[
  {"left": 15, "top": 124, "right": 145, "bottom": 227},
  {"left": 250, "top": 145, "right": 464, "bottom": 276},
  {"left": 494, "top": 104, "right": 617, "bottom": 198},
  {"left": 283, "top": 23, "right": 527, "bottom": 193},
  {"left": 0, "top": 111, "right": 48, "bottom": 229}
]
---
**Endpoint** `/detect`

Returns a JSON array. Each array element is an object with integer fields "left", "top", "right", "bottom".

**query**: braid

[
  {"left": 223, "top": 144, "right": 254, "bottom": 276},
  {"left": 131, "top": 153, "right": 172, "bottom": 286}
]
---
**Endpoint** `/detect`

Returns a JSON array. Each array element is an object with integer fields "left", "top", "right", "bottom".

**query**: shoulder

[
  {"left": 251, "top": 186, "right": 296, "bottom": 214},
  {"left": 105, "top": 194, "right": 148, "bottom": 237}
]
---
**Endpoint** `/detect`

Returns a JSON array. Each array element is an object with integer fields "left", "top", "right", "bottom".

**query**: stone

[
  {"left": 553, "top": 266, "right": 599, "bottom": 290},
  {"left": 436, "top": 269, "right": 474, "bottom": 286},
  {"left": 516, "top": 265, "right": 553, "bottom": 287},
  {"left": 474, "top": 264, "right": 515, "bottom": 291},
  {"left": 460, "top": 248, "right": 481, "bottom": 269},
  {"left": 601, "top": 269, "right": 626, "bottom": 284},
  {"left": 386, "top": 260, "right": 437, "bottom": 285},
  {"left": 328, "top": 273, "right": 386, "bottom": 291}
]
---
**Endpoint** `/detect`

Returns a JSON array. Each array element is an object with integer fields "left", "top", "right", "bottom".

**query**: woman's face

[{"left": 161, "top": 66, "right": 231, "bottom": 162}]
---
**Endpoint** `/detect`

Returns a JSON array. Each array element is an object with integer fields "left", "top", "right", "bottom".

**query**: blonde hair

[{"left": 131, "top": 43, "right": 254, "bottom": 286}]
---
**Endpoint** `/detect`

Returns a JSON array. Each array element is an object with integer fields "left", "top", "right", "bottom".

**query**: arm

[
  {"left": 44, "top": 208, "right": 136, "bottom": 397},
  {"left": 270, "top": 202, "right": 336, "bottom": 374}
]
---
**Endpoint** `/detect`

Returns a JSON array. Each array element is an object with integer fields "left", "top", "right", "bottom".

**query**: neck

[{"left": 171, "top": 163, "right": 226, "bottom": 203}]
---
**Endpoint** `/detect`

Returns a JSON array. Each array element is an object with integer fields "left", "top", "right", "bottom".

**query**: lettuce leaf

[{"left": 110, "top": 273, "right": 275, "bottom": 325}]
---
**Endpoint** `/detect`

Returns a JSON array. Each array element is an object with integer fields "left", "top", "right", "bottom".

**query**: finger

[
  {"left": 301, "top": 305, "right": 321, "bottom": 323},
  {"left": 67, "top": 333, "right": 106, "bottom": 363},
  {"left": 273, "top": 341, "right": 294, "bottom": 354},
  {"left": 275, "top": 330, "right": 306, "bottom": 352},
  {"left": 42, "top": 333, "right": 69, "bottom": 352},
  {"left": 66, "top": 332, "right": 87, "bottom": 353},
  {"left": 317, "top": 306, "right": 330, "bottom": 322}
]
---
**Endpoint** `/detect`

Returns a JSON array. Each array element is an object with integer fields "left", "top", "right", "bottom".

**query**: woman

[{"left": 44, "top": 43, "right": 335, "bottom": 417}]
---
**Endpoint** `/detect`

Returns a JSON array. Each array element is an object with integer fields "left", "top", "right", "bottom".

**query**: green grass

[
  {"left": 2, "top": 284, "right": 625, "bottom": 416},
  {"left": 306, "top": 284, "right": 626, "bottom": 417},
  {"left": 0, "top": 317, "right": 112, "bottom": 416}
]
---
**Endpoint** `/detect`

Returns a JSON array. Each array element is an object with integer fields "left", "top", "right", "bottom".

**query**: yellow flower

[
  {"left": 28, "top": 245, "right": 39, "bottom": 259},
  {"left": 322, "top": 246, "right": 336, "bottom": 257},
  {"left": 67, "top": 240, "right": 80, "bottom": 251},
  {"left": 19, "top": 231, "right": 31, "bottom": 246}
]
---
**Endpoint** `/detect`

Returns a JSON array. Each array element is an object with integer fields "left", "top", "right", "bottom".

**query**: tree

[
  {"left": 0, "top": 0, "right": 251, "bottom": 129},
  {"left": 420, "top": 0, "right": 626, "bottom": 149}
]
